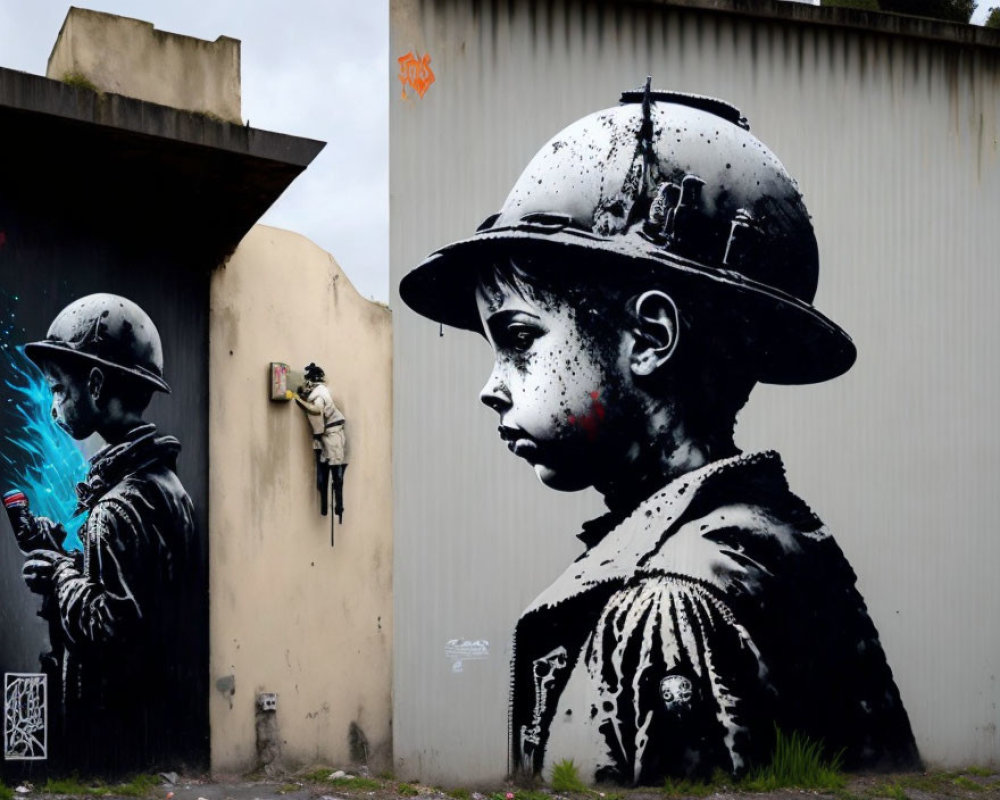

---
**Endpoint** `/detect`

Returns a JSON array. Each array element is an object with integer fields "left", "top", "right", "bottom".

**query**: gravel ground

[{"left": 10, "top": 768, "right": 1000, "bottom": 800}]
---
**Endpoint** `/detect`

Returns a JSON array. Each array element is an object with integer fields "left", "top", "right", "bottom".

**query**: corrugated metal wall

[{"left": 391, "top": 0, "right": 1000, "bottom": 783}]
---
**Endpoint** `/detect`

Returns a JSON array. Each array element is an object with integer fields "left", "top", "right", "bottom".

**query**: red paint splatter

[{"left": 568, "top": 391, "right": 606, "bottom": 440}]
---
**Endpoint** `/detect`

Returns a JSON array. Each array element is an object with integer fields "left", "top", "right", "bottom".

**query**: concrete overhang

[
  {"left": 0, "top": 66, "right": 325, "bottom": 268},
  {"left": 649, "top": 0, "right": 1000, "bottom": 49}
]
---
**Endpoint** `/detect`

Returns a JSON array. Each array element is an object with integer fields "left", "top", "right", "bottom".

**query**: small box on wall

[{"left": 268, "top": 362, "right": 305, "bottom": 401}]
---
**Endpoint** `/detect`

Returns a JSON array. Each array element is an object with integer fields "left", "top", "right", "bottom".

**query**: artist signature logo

[{"left": 398, "top": 51, "right": 435, "bottom": 99}]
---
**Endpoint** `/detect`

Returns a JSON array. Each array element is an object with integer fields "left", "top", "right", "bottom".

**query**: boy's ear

[
  {"left": 87, "top": 367, "right": 104, "bottom": 401},
  {"left": 629, "top": 290, "right": 680, "bottom": 377}
]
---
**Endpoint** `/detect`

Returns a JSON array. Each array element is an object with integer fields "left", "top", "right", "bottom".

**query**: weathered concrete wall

[
  {"left": 46, "top": 7, "right": 241, "bottom": 123},
  {"left": 209, "top": 225, "right": 393, "bottom": 774}
]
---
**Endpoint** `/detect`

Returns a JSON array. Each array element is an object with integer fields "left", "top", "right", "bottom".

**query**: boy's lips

[
  {"left": 509, "top": 439, "right": 539, "bottom": 460},
  {"left": 498, "top": 426, "right": 539, "bottom": 461}
]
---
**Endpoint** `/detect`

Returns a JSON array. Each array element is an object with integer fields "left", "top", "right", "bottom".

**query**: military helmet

[
  {"left": 25, "top": 293, "right": 170, "bottom": 393},
  {"left": 400, "top": 82, "right": 856, "bottom": 385}
]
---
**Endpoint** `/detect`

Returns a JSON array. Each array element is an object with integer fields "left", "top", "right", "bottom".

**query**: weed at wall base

[
  {"left": 550, "top": 760, "right": 588, "bottom": 793},
  {"left": 742, "top": 727, "right": 846, "bottom": 792}
]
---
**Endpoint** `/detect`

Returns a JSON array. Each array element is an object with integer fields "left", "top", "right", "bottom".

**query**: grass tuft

[
  {"left": 398, "top": 783, "right": 419, "bottom": 796},
  {"left": 302, "top": 768, "right": 334, "bottom": 783},
  {"left": 446, "top": 789, "right": 471, "bottom": 800},
  {"left": 550, "top": 759, "right": 588, "bottom": 793},
  {"left": 328, "top": 776, "right": 383, "bottom": 790},
  {"left": 965, "top": 766, "right": 994, "bottom": 778},
  {"left": 41, "top": 777, "right": 111, "bottom": 796},
  {"left": 299, "top": 770, "right": 382, "bottom": 791},
  {"left": 894, "top": 773, "right": 950, "bottom": 794},
  {"left": 62, "top": 72, "right": 100, "bottom": 93},
  {"left": 869, "top": 781, "right": 907, "bottom": 800},
  {"left": 662, "top": 769, "right": 731, "bottom": 797},
  {"left": 952, "top": 775, "right": 986, "bottom": 792},
  {"left": 0, "top": 785, "right": 13, "bottom": 800},
  {"left": 112, "top": 775, "right": 161, "bottom": 797},
  {"left": 516, "top": 790, "right": 552, "bottom": 800},
  {"left": 741, "top": 727, "right": 846, "bottom": 792}
]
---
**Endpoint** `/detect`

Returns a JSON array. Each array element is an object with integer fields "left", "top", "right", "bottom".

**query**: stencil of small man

[{"left": 289, "top": 362, "right": 347, "bottom": 523}]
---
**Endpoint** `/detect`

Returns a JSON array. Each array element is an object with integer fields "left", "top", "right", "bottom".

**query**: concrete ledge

[
  {"left": 644, "top": 0, "right": 1000, "bottom": 48},
  {"left": 0, "top": 65, "right": 325, "bottom": 269},
  {"left": 0, "top": 67, "right": 322, "bottom": 168}
]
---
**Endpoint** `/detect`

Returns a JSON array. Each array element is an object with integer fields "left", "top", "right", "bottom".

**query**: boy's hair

[
  {"left": 39, "top": 352, "right": 155, "bottom": 415},
  {"left": 478, "top": 256, "right": 756, "bottom": 448}
]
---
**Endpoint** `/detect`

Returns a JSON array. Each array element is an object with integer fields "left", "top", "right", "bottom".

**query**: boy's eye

[{"left": 505, "top": 323, "right": 540, "bottom": 353}]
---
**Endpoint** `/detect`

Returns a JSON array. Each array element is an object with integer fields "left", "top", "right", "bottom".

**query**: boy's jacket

[
  {"left": 49, "top": 423, "right": 200, "bottom": 770},
  {"left": 510, "top": 451, "right": 919, "bottom": 784}
]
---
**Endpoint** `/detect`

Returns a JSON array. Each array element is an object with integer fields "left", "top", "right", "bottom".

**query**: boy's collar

[
  {"left": 524, "top": 450, "right": 783, "bottom": 615},
  {"left": 75, "top": 424, "right": 180, "bottom": 511}
]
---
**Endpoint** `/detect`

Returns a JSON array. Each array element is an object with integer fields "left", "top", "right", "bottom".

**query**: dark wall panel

[{"left": 0, "top": 197, "right": 208, "bottom": 775}]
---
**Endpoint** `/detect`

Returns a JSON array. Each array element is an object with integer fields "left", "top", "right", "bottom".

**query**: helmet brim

[
  {"left": 399, "top": 224, "right": 856, "bottom": 386},
  {"left": 23, "top": 341, "right": 172, "bottom": 394}
]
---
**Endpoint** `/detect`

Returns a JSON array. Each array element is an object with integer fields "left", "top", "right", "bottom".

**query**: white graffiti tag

[{"left": 4, "top": 673, "right": 47, "bottom": 761}]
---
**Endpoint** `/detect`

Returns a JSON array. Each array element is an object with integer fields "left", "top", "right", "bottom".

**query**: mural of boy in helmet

[
  {"left": 290, "top": 362, "right": 347, "bottom": 522},
  {"left": 400, "top": 85, "right": 920, "bottom": 784},
  {"left": 5, "top": 293, "right": 198, "bottom": 771}
]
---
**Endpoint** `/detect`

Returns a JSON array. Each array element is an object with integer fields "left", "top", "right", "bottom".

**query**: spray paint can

[{"left": 3, "top": 489, "right": 30, "bottom": 532}]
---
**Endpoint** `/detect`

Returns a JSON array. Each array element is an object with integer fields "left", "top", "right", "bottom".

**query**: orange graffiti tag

[{"left": 398, "top": 51, "right": 435, "bottom": 99}]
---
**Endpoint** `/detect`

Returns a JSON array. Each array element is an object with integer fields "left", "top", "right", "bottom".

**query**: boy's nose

[{"left": 479, "top": 371, "right": 512, "bottom": 414}]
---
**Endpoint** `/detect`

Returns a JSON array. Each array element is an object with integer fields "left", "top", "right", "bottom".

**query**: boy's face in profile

[
  {"left": 42, "top": 360, "right": 100, "bottom": 441},
  {"left": 475, "top": 271, "right": 637, "bottom": 493}
]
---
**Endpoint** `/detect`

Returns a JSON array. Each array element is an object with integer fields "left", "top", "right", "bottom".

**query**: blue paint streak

[{"left": 1, "top": 335, "right": 87, "bottom": 551}]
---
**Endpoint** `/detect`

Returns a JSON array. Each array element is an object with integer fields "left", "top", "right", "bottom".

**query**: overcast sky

[
  {"left": 0, "top": 0, "right": 389, "bottom": 302},
  {"left": 0, "top": 1, "right": 993, "bottom": 304}
]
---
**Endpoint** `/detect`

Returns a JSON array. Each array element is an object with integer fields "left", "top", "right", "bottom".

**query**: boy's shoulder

[
  {"left": 526, "top": 452, "right": 832, "bottom": 614},
  {"left": 93, "top": 463, "right": 185, "bottom": 506},
  {"left": 85, "top": 467, "right": 192, "bottom": 545},
  {"left": 635, "top": 451, "right": 840, "bottom": 593},
  {"left": 81, "top": 427, "right": 190, "bottom": 518}
]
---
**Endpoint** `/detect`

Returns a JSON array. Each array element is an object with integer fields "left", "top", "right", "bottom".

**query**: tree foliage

[{"left": 986, "top": 6, "right": 1000, "bottom": 26}]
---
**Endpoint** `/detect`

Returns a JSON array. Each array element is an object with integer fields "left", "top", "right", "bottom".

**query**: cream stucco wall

[
  {"left": 46, "top": 7, "right": 241, "bottom": 123},
  {"left": 210, "top": 225, "right": 392, "bottom": 774}
]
